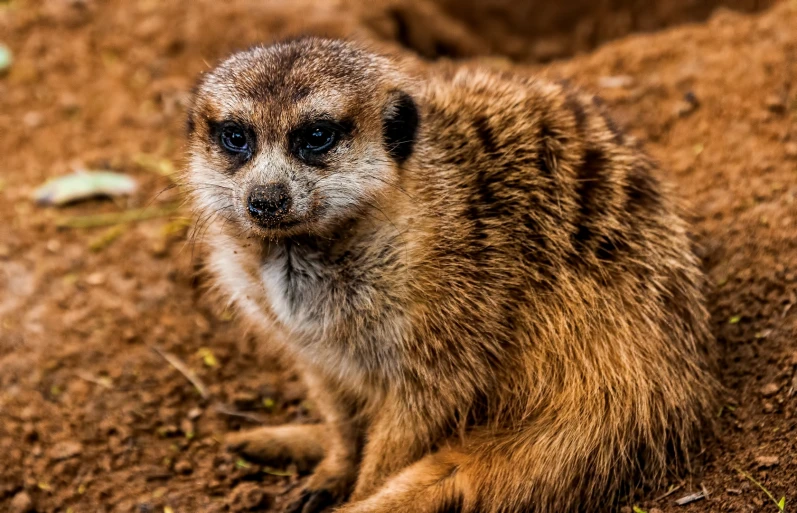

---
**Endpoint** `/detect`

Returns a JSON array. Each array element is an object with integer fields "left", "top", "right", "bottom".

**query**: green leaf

[
  {"left": 633, "top": 507, "right": 647, "bottom": 513},
  {"left": 728, "top": 315, "right": 742, "bottom": 324},
  {"left": 737, "top": 468, "right": 785, "bottom": 511},
  {"left": 262, "top": 466, "right": 295, "bottom": 477}
]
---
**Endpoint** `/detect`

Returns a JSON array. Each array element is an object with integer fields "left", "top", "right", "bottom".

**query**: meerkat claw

[{"left": 285, "top": 488, "right": 339, "bottom": 513}]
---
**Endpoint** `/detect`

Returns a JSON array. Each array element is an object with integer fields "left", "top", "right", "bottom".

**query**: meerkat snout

[{"left": 247, "top": 183, "right": 293, "bottom": 225}]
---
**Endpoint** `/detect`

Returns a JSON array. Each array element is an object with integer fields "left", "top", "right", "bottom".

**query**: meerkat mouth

[{"left": 247, "top": 221, "right": 307, "bottom": 241}]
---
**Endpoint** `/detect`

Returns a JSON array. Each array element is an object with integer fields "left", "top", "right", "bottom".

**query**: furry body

[{"left": 186, "top": 38, "right": 717, "bottom": 513}]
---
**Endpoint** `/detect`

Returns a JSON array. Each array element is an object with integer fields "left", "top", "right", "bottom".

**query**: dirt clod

[
  {"left": 760, "top": 382, "right": 781, "bottom": 397},
  {"left": 754, "top": 455, "right": 779, "bottom": 468},
  {"left": 49, "top": 440, "right": 83, "bottom": 461}
]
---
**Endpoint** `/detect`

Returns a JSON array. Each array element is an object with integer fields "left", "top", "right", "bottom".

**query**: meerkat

[{"left": 185, "top": 38, "right": 717, "bottom": 513}]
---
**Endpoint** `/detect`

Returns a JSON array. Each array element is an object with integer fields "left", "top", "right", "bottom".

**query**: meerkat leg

[
  {"left": 349, "top": 402, "right": 452, "bottom": 502},
  {"left": 284, "top": 370, "right": 366, "bottom": 513},
  {"left": 338, "top": 416, "right": 628, "bottom": 513}
]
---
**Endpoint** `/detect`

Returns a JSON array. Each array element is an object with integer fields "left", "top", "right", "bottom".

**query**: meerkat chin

[{"left": 185, "top": 37, "right": 718, "bottom": 513}]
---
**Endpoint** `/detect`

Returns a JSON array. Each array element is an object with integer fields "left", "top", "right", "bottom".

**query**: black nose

[{"left": 247, "top": 183, "right": 292, "bottom": 222}]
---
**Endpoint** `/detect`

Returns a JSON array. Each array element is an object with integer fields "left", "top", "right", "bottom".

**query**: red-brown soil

[{"left": 1, "top": 0, "right": 796, "bottom": 512}]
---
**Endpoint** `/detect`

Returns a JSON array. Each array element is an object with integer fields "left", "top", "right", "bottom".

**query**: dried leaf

[
  {"left": 34, "top": 171, "right": 137, "bottom": 206},
  {"left": 0, "top": 43, "right": 12, "bottom": 73}
]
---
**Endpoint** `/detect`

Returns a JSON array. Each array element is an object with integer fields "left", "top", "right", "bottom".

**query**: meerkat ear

[{"left": 382, "top": 91, "right": 419, "bottom": 164}]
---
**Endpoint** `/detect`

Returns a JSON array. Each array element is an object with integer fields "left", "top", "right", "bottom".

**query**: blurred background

[{"left": 0, "top": 0, "right": 795, "bottom": 512}]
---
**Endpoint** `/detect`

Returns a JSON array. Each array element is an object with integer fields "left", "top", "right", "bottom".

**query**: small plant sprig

[{"left": 736, "top": 468, "right": 786, "bottom": 512}]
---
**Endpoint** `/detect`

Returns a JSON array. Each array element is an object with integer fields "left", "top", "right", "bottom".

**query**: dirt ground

[{"left": 1, "top": 0, "right": 796, "bottom": 512}]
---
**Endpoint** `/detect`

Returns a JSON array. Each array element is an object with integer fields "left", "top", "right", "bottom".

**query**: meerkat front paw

[
  {"left": 225, "top": 424, "right": 326, "bottom": 473},
  {"left": 225, "top": 424, "right": 357, "bottom": 512},
  {"left": 285, "top": 458, "right": 356, "bottom": 513},
  {"left": 285, "top": 489, "right": 338, "bottom": 513}
]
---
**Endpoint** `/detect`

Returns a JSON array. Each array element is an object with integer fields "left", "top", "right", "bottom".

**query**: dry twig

[{"left": 150, "top": 345, "right": 211, "bottom": 400}]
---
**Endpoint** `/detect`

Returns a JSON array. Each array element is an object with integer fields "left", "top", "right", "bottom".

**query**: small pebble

[
  {"left": 761, "top": 382, "right": 781, "bottom": 397},
  {"left": 675, "top": 100, "right": 697, "bottom": 117},
  {"left": 22, "top": 423, "right": 38, "bottom": 443},
  {"left": 785, "top": 142, "right": 797, "bottom": 159},
  {"left": 755, "top": 455, "right": 779, "bottom": 468},
  {"left": 232, "top": 391, "right": 260, "bottom": 410},
  {"left": 46, "top": 239, "right": 61, "bottom": 253},
  {"left": 23, "top": 112, "right": 43, "bottom": 128},
  {"left": 762, "top": 401, "right": 775, "bottom": 413},
  {"left": 85, "top": 272, "right": 106, "bottom": 286},
  {"left": 174, "top": 460, "right": 193, "bottom": 475},
  {"left": 158, "top": 425, "right": 179, "bottom": 437},
  {"left": 765, "top": 94, "right": 786, "bottom": 114},
  {"left": 50, "top": 440, "right": 83, "bottom": 461},
  {"left": 180, "top": 418, "right": 194, "bottom": 436},
  {"left": 9, "top": 491, "right": 33, "bottom": 513}
]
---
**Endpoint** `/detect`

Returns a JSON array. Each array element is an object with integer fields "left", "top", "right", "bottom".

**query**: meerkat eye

[
  {"left": 219, "top": 123, "right": 251, "bottom": 154},
  {"left": 291, "top": 122, "right": 340, "bottom": 163},
  {"left": 305, "top": 126, "right": 336, "bottom": 151}
]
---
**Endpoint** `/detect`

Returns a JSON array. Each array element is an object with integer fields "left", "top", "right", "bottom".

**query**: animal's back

[{"left": 395, "top": 65, "right": 718, "bottom": 509}]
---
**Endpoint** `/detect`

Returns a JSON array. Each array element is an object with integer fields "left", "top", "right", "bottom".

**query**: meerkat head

[{"left": 186, "top": 38, "right": 419, "bottom": 240}]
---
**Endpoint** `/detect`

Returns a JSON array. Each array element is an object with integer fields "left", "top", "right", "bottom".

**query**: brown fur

[{"left": 185, "top": 38, "right": 718, "bottom": 513}]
